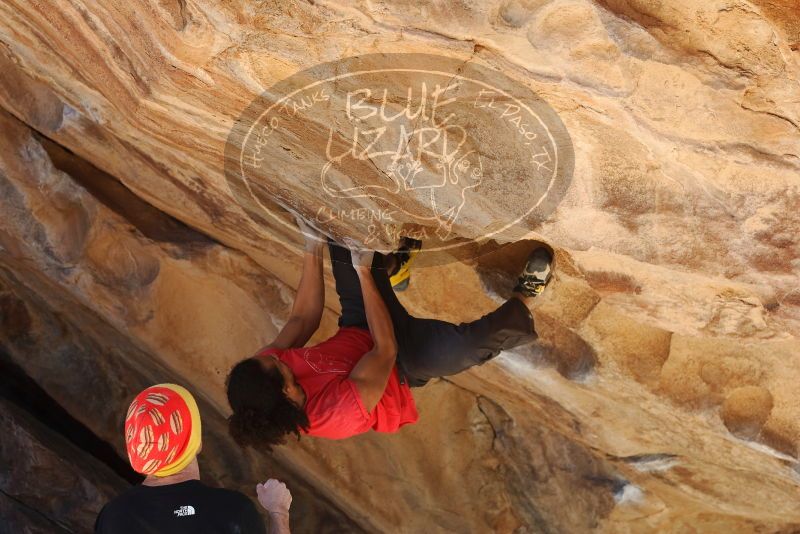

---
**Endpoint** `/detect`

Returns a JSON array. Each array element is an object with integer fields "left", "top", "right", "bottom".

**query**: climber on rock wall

[
  {"left": 95, "top": 384, "right": 293, "bottom": 534},
  {"left": 225, "top": 216, "right": 553, "bottom": 447}
]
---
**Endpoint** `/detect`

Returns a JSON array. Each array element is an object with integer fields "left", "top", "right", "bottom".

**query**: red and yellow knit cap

[{"left": 124, "top": 384, "right": 202, "bottom": 477}]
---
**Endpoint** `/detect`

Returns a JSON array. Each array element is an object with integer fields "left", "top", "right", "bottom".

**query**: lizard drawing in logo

[{"left": 319, "top": 84, "right": 485, "bottom": 241}]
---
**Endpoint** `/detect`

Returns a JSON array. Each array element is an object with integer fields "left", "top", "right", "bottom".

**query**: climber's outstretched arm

[
  {"left": 347, "top": 249, "right": 398, "bottom": 412},
  {"left": 268, "top": 217, "right": 325, "bottom": 350}
]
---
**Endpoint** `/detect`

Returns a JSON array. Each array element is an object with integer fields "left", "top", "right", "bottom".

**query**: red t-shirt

[{"left": 259, "top": 327, "right": 419, "bottom": 439}]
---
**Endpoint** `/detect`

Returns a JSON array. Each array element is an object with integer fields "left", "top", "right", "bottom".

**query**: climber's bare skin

[
  {"left": 257, "top": 217, "right": 397, "bottom": 413},
  {"left": 258, "top": 227, "right": 550, "bottom": 390},
  {"left": 257, "top": 220, "right": 549, "bottom": 412},
  {"left": 223, "top": 215, "right": 555, "bottom": 447}
]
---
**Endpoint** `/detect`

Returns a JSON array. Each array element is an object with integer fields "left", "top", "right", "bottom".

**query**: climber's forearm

[
  {"left": 355, "top": 265, "right": 397, "bottom": 356},
  {"left": 348, "top": 265, "right": 398, "bottom": 412},
  {"left": 271, "top": 244, "right": 324, "bottom": 349},
  {"left": 269, "top": 512, "right": 291, "bottom": 534},
  {"left": 288, "top": 244, "right": 325, "bottom": 340}
]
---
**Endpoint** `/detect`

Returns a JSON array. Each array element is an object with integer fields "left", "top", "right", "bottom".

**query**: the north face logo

[{"left": 173, "top": 505, "right": 195, "bottom": 517}]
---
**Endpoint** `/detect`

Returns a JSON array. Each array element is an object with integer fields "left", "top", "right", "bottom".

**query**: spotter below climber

[
  {"left": 225, "top": 216, "right": 552, "bottom": 447},
  {"left": 95, "top": 384, "right": 293, "bottom": 534}
]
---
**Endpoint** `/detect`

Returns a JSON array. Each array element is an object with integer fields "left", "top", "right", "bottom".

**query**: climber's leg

[
  {"left": 395, "top": 244, "right": 553, "bottom": 386},
  {"left": 396, "top": 297, "right": 537, "bottom": 386},
  {"left": 328, "top": 239, "right": 412, "bottom": 335}
]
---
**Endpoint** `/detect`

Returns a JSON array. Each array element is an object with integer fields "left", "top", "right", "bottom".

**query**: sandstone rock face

[
  {"left": 0, "top": 1, "right": 798, "bottom": 532},
  {"left": 0, "top": 396, "right": 129, "bottom": 534}
]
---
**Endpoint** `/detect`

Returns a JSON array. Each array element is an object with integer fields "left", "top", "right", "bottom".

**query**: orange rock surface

[{"left": 0, "top": 1, "right": 799, "bottom": 532}]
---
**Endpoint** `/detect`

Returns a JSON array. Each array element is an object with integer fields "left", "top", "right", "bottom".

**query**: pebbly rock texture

[{"left": 0, "top": 0, "right": 799, "bottom": 532}]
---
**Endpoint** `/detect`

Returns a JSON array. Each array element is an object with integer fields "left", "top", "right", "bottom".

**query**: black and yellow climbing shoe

[
  {"left": 389, "top": 238, "right": 422, "bottom": 292},
  {"left": 513, "top": 246, "right": 553, "bottom": 297}
]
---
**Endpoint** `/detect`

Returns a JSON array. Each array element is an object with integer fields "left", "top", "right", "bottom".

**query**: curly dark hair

[{"left": 225, "top": 358, "right": 309, "bottom": 451}]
